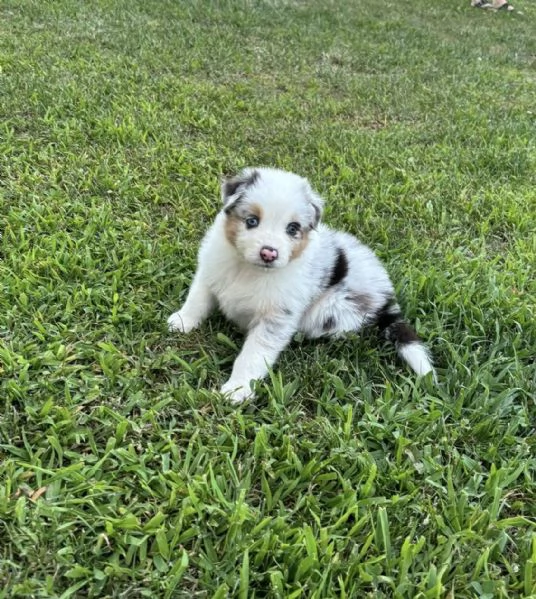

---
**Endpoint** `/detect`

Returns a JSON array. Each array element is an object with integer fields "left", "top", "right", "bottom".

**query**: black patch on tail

[
  {"left": 328, "top": 248, "right": 348, "bottom": 287},
  {"left": 387, "top": 322, "right": 419, "bottom": 344},
  {"left": 376, "top": 301, "right": 401, "bottom": 332},
  {"left": 375, "top": 298, "right": 420, "bottom": 345}
]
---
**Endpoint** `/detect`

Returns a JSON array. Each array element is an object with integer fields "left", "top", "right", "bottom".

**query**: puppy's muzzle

[{"left": 260, "top": 246, "right": 278, "bottom": 263}]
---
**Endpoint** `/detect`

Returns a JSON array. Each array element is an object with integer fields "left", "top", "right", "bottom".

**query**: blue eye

[
  {"left": 286, "top": 222, "right": 301, "bottom": 236},
  {"left": 245, "top": 216, "right": 259, "bottom": 229}
]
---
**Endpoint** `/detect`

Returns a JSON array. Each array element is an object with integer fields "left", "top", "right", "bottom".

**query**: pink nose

[{"left": 260, "top": 246, "right": 278, "bottom": 263}]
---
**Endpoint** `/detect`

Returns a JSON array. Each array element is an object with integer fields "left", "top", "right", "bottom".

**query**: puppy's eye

[
  {"left": 245, "top": 216, "right": 259, "bottom": 229},
  {"left": 286, "top": 222, "right": 301, "bottom": 237}
]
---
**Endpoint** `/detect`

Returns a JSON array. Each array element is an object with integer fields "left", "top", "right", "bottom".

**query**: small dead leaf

[{"left": 30, "top": 486, "right": 47, "bottom": 502}]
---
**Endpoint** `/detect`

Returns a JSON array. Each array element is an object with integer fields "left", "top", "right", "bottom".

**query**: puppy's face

[{"left": 222, "top": 168, "right": 323, "bottom": 269}]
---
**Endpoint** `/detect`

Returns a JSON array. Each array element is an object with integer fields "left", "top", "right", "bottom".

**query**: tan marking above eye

[{"left": 249, "top": 203, "right": 263, "bottom": 220}]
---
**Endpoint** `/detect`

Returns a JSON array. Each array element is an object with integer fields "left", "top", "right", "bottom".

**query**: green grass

[{"left": 1, "top": 0, "right": 535, "bottom": 596}]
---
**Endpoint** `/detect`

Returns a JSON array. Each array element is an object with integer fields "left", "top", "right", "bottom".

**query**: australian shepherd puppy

[{"left": 168, "top": 167, "right": 434, "bottom": 404}]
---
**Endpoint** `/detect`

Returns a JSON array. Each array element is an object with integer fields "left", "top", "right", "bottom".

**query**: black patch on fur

[
  {"left": 222, "top": 169, "right": 260, "bottom": 204},
  {"left": 224, "top": 194, "right": 244, "bottom": 215},
  {"left": 323, "top": 316, "right": 336, "bottom": 331},
  {"left": 346, "top": 292, "right": 373, "bottom": 316},
  {"left": 283, "top": 308, "right": 293, "bottom": 316},
  {"left": 311, "top": 203, "right": 321, "bottom": 229},
  {"left": 375, "top": 298, "right": 401, "bottom": 332},
  {"left": 389, "top": 322, "right": 420, "bottom": 345},
  {"left": 328, "top": 248, "right": 348, "bottom": 287},
  {"left": 375, "top": 297, "right": 420, "bottom": 345}
]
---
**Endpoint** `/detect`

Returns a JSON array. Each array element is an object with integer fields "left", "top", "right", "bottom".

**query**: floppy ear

[
  {"left": 303, "top": 181, "right": 324, "bottom": 229},
  {"left": 221, "top": 168, "right": 260, "bottom": 211}
]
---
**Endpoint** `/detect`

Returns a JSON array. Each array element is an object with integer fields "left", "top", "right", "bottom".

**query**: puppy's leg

[
  {"left": 221, "top": 318, "right": 295, "bottom": 404},
  {"left": 168, "top": 273, "right": 215, "bottom": 333}
]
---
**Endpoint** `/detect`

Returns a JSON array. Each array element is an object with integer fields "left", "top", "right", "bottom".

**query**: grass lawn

[{"left": 1, "top": 0, "right": 535, "bottom": 596}]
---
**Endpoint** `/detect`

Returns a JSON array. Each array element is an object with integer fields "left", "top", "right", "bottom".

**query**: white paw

[
  {"left": 167, "top": 310, "right": 199, "bottom": 333},
  {"left": 220, "top": 380, "right": 255, "bottom": 405}
]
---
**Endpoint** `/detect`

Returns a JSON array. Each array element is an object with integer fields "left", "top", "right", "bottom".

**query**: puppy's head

[{"left": 221, "top": 167, "right": 323, "bottom": 269}]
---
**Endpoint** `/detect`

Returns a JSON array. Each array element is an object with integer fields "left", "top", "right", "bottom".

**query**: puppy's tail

[{"left": 375, "top": 298, "right": 435, "bottom": 378}]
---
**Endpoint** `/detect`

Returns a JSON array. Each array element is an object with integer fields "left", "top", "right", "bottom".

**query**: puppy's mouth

[
  {"left": 250, "top": 258, "right": 282, "bottom": 270},
  {"left": 256, "top": 261, "right": 276, "bottom": 269}
]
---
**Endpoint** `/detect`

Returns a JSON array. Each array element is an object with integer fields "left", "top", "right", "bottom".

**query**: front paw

[
  {"left": 220, "top": 380, "right": 255, "bottom": 405},
  {"left": 167, "top": 310, "right": 199, "bottom": 333}
]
